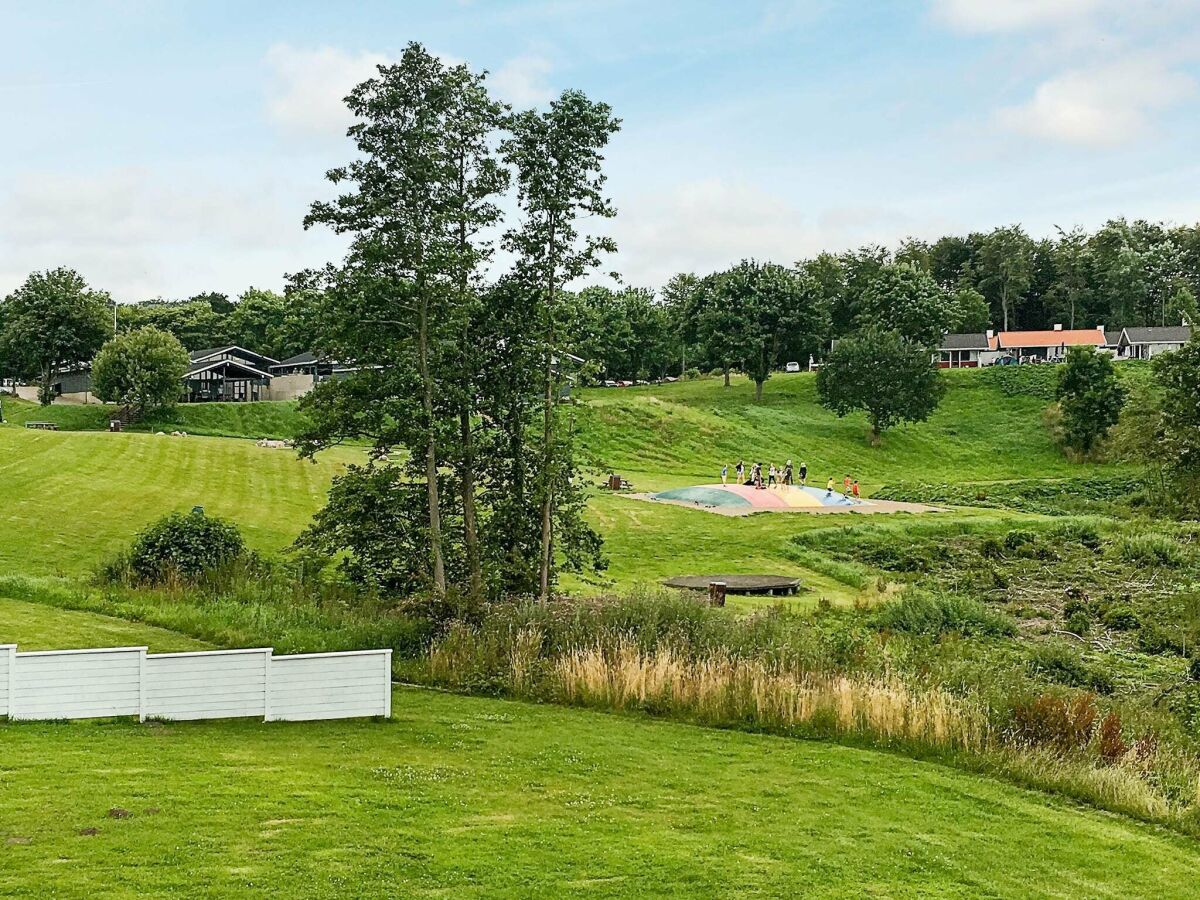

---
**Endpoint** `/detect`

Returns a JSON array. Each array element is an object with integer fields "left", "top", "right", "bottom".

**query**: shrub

[
  {"left": 1027, "top": 643, "right": 1113, "bottom": 694},
  {"left": 1065, "top": 610, "right": 1092, "bottom": 636},
  {"left": 1004, "top": 529, "right": 1036, "bottom": 552},
  {"left": 113, "top": 511, "right": 246, "bottom": 584},
  {"left": 1010, "top": 692, "right": 1098, "bottom": 751},
  {"left": 873, "top": 591, "right": 1015, "bottom": 638},
  {"left": 683, "top": 368, "right": 701, "bottom": 380},
  {"left": 1098, "top": 712, "right": 1128, "bottom": 763},
  {"left": 1101, "top": 603, "right": 1140, "bottom": 631},
  {"left": 1115, "top": 532, "right": 1188, "bottom": 568}
]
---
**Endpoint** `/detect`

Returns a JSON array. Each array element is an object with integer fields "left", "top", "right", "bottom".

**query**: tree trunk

[
  {"left": 539, "top": 321, "right": 555, "bottom": 603},
  {"left": 417, "top": 289, "right": 447, "bottom": 596},
  {"left": 723, "top": 366, "right": 730, "bottom": 388},
  {"left": 40, "top": 362, "right": 54, "bottom": 407},
  {"left": 869, "top": 423, "right": 882, "bottom": 446},
  {"left": 459, "top": 405, "right": 482, "bottom": 598},
  {"left": 1001, "top": 287, "right": 1010, "bottom": 332},
  {"left": 755, "top": 380, "right": 763, "bottom": 402}
]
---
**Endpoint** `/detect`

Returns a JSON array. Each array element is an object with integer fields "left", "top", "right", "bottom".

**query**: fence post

[
  {"left": 263, "top": 648, "right": 273, "bottom": 723},
  {"left": 138, "top": 648, "right": 147, "bottom": 723},
  {"left": 3, "top": 645, "right": 15, "bottom": 718},
  {"left": 384, "top": 650, "right": 393, "bottom": 719}
]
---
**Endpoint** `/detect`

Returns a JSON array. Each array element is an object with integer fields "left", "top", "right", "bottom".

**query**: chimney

[
  {"left": 986, "top": 329, "right": 995, "bottom": 339},
  {"left": 1097, "top": 325, "right": 1105, "bottom": 333},
  {"left": 1053, "top": 324, "right": 1063, "bottom": 331}
]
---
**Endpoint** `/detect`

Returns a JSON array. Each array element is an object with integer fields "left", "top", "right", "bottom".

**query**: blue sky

[{"left": 2, "top": 0, "right": 1199, "bottom": 300}]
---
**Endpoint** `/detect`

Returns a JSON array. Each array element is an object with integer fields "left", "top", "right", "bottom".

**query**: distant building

[
  {"left": 937, "top": 333, "right": 989, "bottom": 368},
  {"left": 1116, "top": 325, "right": 1192, "bottom": 360},
  {"left": 183, "top": 347, "right": 278, "bottom": 403}
]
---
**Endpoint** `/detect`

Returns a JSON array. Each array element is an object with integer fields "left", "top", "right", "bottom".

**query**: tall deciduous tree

[
  {"left": 718, "top": 260, "right": 826, "bottom": 401},
  {"left": 976, "top": 225, "right": 1034, "bottom": 331},
  {"left": 1054, "top": 346, "right": 1126, "bottom": 456},
  {"left": 91, "top": 326, "right": 189, "bottom": 413},
  {"left": 0, "top": 268, "right": 111, "bottom": 405},
  {"left": 854, "top": 262, "right": 953, "bottom": 346},
  {"left": 502, "top": 89, "right": 620, "bottom": 601},
  {"left": 301, "top": 43, "right": 506, "bottom": 597},
  {"left": 816, "top": 327, "right": 945, "bottom": 443}
]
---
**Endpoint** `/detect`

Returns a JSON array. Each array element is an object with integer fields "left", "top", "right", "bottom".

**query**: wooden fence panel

[
  {"left": 143, "top": 649, "right": 272, "bottom": 721},
  {"left": 10, "top": 647, "right": 146, "bottom": 721},
  {"left": 268, "top": 650, "right": 393, "bottom": 722}
]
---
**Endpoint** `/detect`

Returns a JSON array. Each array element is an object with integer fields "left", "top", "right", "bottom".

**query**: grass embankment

[
  {"left": 0, "top": 395, "right": 306, "bottom": 439},
  {"left": 0, "top": 428, "right": 358, "bottom": 578},
  {"left": 3, "top": 604, "right": 1199, "bottom": 898},
  {"left": 573, "top": 368, "right": 1115, "bottom": 492}
]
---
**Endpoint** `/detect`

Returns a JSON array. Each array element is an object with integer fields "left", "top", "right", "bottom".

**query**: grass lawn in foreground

[
  {"left": 0, "top": 428, "right": 358, "bottom": 578},
  {"left": 3, "top": 684, "right": 1199, "bottom": 898}
]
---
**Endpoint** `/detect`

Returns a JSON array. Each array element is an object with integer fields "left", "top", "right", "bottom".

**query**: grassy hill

[
  {"left": 3, "top": 603, "right": 1198, "bottom": 898},
  {"left": 0, "top": 395, "right": 307, "bottom": 440},
  {"left": 574, "top": 368, "right": 1110, "bottom": 492},
  {"left": 0, "top": 428, "right": 358, "bottom": 577}
]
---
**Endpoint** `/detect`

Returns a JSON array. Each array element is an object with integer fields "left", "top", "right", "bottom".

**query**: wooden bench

[{"left": 25, "top": 422, "right": 59, "bottom": 431}]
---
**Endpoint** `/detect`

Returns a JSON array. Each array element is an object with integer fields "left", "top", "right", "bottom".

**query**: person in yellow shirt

[{"left": 826, "top": 476, "right": 834, "bottom": 496}]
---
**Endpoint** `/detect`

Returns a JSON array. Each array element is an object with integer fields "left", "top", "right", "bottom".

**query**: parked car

[{"left": 784, "top": 361, "right": 801, "bottom": 373}]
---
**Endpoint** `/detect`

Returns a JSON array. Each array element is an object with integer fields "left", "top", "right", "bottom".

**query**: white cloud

[
  {"left": 606, "top": 179, "right": 939, "bottom": 288},
  {"left": 0, "top": 167, "right": 344, "bottom": 301},
  {"left": 264, "top": 43, "right": 391, "bottom": 138},
  {"left": 931, "top": 0, "right": 1105, "bottom": 33},
  {"left": 490, "top": 54, "right": 555, "bottom": 106},
  {"left": 996, "top": 59, "right": 1196, "bottom": 146}
]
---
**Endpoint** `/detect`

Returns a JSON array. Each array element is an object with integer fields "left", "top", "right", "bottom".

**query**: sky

[{"left": 2, "top": 0, "right": 1199, "bottom": 302}]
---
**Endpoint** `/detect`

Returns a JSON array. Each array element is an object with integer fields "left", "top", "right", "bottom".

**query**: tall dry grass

[{"left": 554, "top": 642, "right": 987, "bottom": 753}]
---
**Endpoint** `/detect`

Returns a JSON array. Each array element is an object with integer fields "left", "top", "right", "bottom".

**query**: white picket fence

[{"left": 0, "top": 644, "right": 392, "bottom": 723}]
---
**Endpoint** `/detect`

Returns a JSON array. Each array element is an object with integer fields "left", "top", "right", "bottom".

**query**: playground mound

[{"left": 637, "top": 484, "right": 939, "bottom": 516}]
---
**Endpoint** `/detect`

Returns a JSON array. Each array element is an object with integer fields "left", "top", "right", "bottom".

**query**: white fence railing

[{"left": 0, "top": 644, "right": 391, "bottom": 723}]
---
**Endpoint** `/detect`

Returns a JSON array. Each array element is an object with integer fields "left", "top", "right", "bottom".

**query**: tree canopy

[{"left": 91, "top": 326, "right": 190, "bottom": 413}]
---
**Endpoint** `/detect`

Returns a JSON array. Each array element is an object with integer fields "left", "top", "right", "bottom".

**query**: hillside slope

[
  {"left": 0, "top": 396, "right": 306, "bottom": 440},
  {"left": 0, "top": 428, "right": 357, "bottom": 577},
  {"left": 574, "top": 369, "right": 1111, "bottom": 491}
]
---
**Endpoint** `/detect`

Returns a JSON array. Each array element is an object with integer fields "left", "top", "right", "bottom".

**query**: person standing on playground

[
  {"left": 721, "top": 464, "right": 729, "bottom": 485},
  {"left": 768, "top": 464, "right": 777, "bottom": 488},
  {"left": 799, "top": 461, "right": 808, "bottom": 485},
  {"left": 736, "top": 460, "right": 745, "bottom": 484},
  {"left": 826, "top": 476, "right": 834, "bottom": 496},
  {"left": 843, "top": 473, "right": 852, "bottom": 495},
  {"left": 784, "top": 459, "right": 793, "bottom": 487},
  {"left": 852, "top": 479, "right": 861, "bottom": 500}
]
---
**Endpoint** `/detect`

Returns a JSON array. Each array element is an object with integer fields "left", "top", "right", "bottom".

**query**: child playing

[
  {"left": 768, "top": 464, "right": 777, "bottom": 488},
  {"left": 799, "top": 461, "right": 807, "bottom": 485},
  {"left": 852, "top": 479, "right": 860, "bottom": 500},
  {"left": 721, "top": 464, "right": 729, "bottom": 485},
  {"left": 826, "top": 476, "right": 834, "bottom": 496}
]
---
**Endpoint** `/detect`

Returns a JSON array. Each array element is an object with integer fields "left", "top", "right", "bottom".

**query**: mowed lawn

[
  {"left": 2, "top": 616, "right": 1198, "bottom": 900},
  {"left": 574, "top": 370, "right": 1106, "bottom": 492},
  {"left": 0, "top": 595, "right": 210, "bottom": 652},
  {"left": 0, "top": 428, "right": 358, "bottom": 577}
]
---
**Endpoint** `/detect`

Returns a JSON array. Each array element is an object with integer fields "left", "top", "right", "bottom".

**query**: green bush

[
  {"left": 1101, "top": 603, "right": 1140, "bottom": 631},
  {"left": 112, "top": 511, "right": 247, "bottom": 584},
  {"left": 1004, "top": 529, "right": 1036, "bottom": 552},
  {"left": 873, "top": 591, "right": 1015, "bottom": 638},
  {"left": 1114, "top": 532, "right": 1188, "bottom": 568},
  {"left": 1026, "top": 643, "right": 1113, "bottom": 693}
]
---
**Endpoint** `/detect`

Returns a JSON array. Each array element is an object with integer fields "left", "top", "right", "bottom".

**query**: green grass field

[
  {"left": 3, "top": 368, "right": 1197, "bottom": 895},
  {"left": 0, "top": 395, "right": 306, "bottom": 440},
  {"left": 2, "top": 605, "right": 1198, "bottom": 899},
  {"left": 574, "top": 370, "right": 1109, "bottom": 492},
  {"left": 0, "top": 427, "right": 357, "bottom": 577}
]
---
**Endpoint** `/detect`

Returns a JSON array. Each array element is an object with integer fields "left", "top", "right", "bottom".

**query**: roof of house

[
  {"left": 189, "top": 345, "right": 280, "bottom": 366},
  {"left": 1104, "top": 330, "right": 1123, "bottom": 346},
  {"left": 993, "top": 329, "right": 1106, "bottom": 350},
  {"left": 1122, "top": 326, "right": 1192, "bottom": 344},
  {"left": 273, "top": 351, "right": 318, "bottom": 368},
  {"left": 940, "top": 333, "right": 989, "bottom": 351},
  {"left": 185, "top": 358, "right": 272, "bottom": 380}
]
